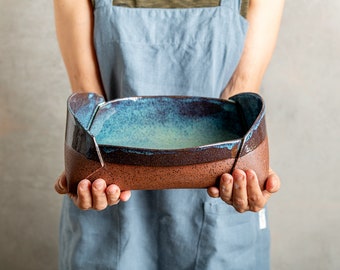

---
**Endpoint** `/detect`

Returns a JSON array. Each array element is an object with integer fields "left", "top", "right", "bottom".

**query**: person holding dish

[{"left": 54, "top": 0, "right": 284, "bottom": 269}]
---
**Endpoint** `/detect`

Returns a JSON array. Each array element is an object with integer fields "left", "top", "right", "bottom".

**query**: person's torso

[{"left": 59, "top": 1, "right": 270, "bottom": 269}]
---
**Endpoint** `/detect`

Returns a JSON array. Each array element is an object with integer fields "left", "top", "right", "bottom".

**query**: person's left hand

[{"left": 207, "top": 168, "right": 280, "bottom": 213}]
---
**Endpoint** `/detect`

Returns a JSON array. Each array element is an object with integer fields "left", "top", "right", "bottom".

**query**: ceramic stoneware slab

[{"left": 64, "top": 92, "right": 269, "bottom": 193}]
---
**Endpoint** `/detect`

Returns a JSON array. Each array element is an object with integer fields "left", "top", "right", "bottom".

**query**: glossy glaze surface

[
  {"left": 64, "top": 92, "right": 268, "bottom": 192},
  {"left": 90, "top": 97, "right": 241, "bottom": 149}
]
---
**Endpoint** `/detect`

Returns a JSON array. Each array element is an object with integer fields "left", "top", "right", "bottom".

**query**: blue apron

[{"left": 59, "top": 1, "right": 271, "bottom": 269}]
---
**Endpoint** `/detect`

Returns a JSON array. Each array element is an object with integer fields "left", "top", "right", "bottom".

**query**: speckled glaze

[{"left": 65, "top": 92, "right": 269, "bottom": 193}]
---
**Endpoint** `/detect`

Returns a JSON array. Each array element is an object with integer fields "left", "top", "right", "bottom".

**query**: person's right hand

[{"left": 55, "top": 171, "right": 131, "bottom": 210}]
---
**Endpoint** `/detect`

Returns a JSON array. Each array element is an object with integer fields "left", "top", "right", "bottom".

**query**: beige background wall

[{"left": 1, "top": 0, "right": 339, "bottom": 269}]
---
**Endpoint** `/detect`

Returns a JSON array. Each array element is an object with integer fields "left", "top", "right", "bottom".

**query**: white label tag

[{"left": 258, "top": 208, "right": 267, "bottom": 230}]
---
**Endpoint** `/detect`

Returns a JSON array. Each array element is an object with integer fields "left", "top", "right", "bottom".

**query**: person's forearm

[
  {"left": 53, "top": 0, "right": 104, "bottom": 95},
  {"left": 221, "top": 0, "right": 285, "bottom": 99}
]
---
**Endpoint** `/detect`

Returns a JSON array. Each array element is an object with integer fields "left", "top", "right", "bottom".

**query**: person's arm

[
  {"left": 221, "top": 0, "right": 285, "bottom": 98},
  {"left": 209, "top": 0, "right": 284, "bottom": 212},
  {"left": 54, "top": 0, "right": 104, "bottom": 94},
  {"left": 53, "top": 0, "right": 131, "bottom": 210}
]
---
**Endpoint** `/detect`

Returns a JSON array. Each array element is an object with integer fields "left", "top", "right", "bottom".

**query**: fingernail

[
  {"left": 212, "top": 190, "right": 219, "bottom": 196},
  {"left": 226, "top": 176, "right": 232, "bottom": 184},
  {"left": 107, "top": 186, "right": 119, "bottom": 195},
  {"left": 249, "top": 171, "right": 258, "bottom": 183},
  {"left": 58, "top": 179, "right": 64, "bottom": 190},
  {"left": 270, "top": 179, "right": 278, "bottom": 191},
  {"left": 94, "top": 180, "right": 105, "bottom": 189},
  {"left": 222, "top": 174, "right": 232, "bottom": 185},
  {"left": 78, "top": 181, "right": 88, "bottom": 191},
  {"left": 234, "top": 171, "right": 245, "bottom": 182},
  {"left": 209, "top": 188, "right": 219, "bottom": 197}
]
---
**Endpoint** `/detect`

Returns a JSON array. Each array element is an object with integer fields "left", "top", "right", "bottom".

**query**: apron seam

[
  {"left": 95, "top": 39, "right": 232, "bottom": 47},
  {"left": 193, "top": 204, "right": 207, "bottom": 270}
]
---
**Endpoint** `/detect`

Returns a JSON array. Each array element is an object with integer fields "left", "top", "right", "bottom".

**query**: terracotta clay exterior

[{"left": 64, "top": 93, "right": 269, "bottom": 193}]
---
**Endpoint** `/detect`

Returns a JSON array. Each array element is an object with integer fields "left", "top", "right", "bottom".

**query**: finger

[
  {"left": 91, "top": 179, "right": 108, "bottom": 211},
  {"left": 207, "top": 186, "right": 220, "bottom": 198},
  {"left": 246, "top": 170, "right": 266, "bottom": 212},
  {"left": 106, "top": 184, "right": 121, "bottom": 205},
  {"left": 261, "top": 172, "right": 280, "bottom": 203},
  {"left": 232, "top": 169, "right": 248, "bottom": 213},
  {"left": 265, "top": 169, "right": 281, "bottom": 194},
  {"left": 120, "top": 190, "right": 132, "bottom": 202},
  {"left": 55, "top": 172, "right": 68, "bottom": 194},
  {"left": 76, "top": 179, "right": 93, "bottom": 210},
  {"left": 219, "top": 173, "right": 233, "bottom": 204}
]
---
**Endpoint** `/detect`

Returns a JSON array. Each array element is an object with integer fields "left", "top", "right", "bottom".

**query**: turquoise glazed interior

[
  {"left": 66, "top": 92, "right": 266, "bottom": 167},
  {"left": 89, "top": 97, "right": 243, "bottom": 150}
]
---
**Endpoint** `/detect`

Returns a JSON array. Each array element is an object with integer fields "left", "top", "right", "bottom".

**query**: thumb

[{"left": 55, "top": 172, "right": 68, "bottom": 194}]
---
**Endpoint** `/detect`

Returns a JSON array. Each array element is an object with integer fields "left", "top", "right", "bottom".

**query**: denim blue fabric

[
  {"left": 59, "top": 0, "right": 271, "bottom": 269},
  {"left": 93, "top": 0, "right": 247, "bottom": 100}
]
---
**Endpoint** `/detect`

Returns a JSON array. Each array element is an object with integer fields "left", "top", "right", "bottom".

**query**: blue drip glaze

[{"left": 89, "top": 97, "right": 242, "bottom": 150}]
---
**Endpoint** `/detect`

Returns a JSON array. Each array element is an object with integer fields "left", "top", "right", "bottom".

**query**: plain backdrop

[{"left": 1, "top": 0, "right": 339, "bottom": 269}]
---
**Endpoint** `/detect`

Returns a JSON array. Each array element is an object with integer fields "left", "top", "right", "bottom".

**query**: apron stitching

[
  {"left": 193, "top": 205, "right": 207, "bottom": 270},
  {"left": 96, "top": 39, "right": 232, "bottom": 46}
]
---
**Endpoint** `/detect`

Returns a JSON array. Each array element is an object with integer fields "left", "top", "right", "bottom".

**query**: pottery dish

[{"left": 64, "top": 92, "right": 269, "bottom": 193}]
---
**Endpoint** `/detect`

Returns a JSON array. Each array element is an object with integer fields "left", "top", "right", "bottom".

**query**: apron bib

[
  {"left": 59, "top": 1, "right": 270, "bottom": 269},
  {"left": 93, "top": 0, "right": 247, "bottom": 100}
]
